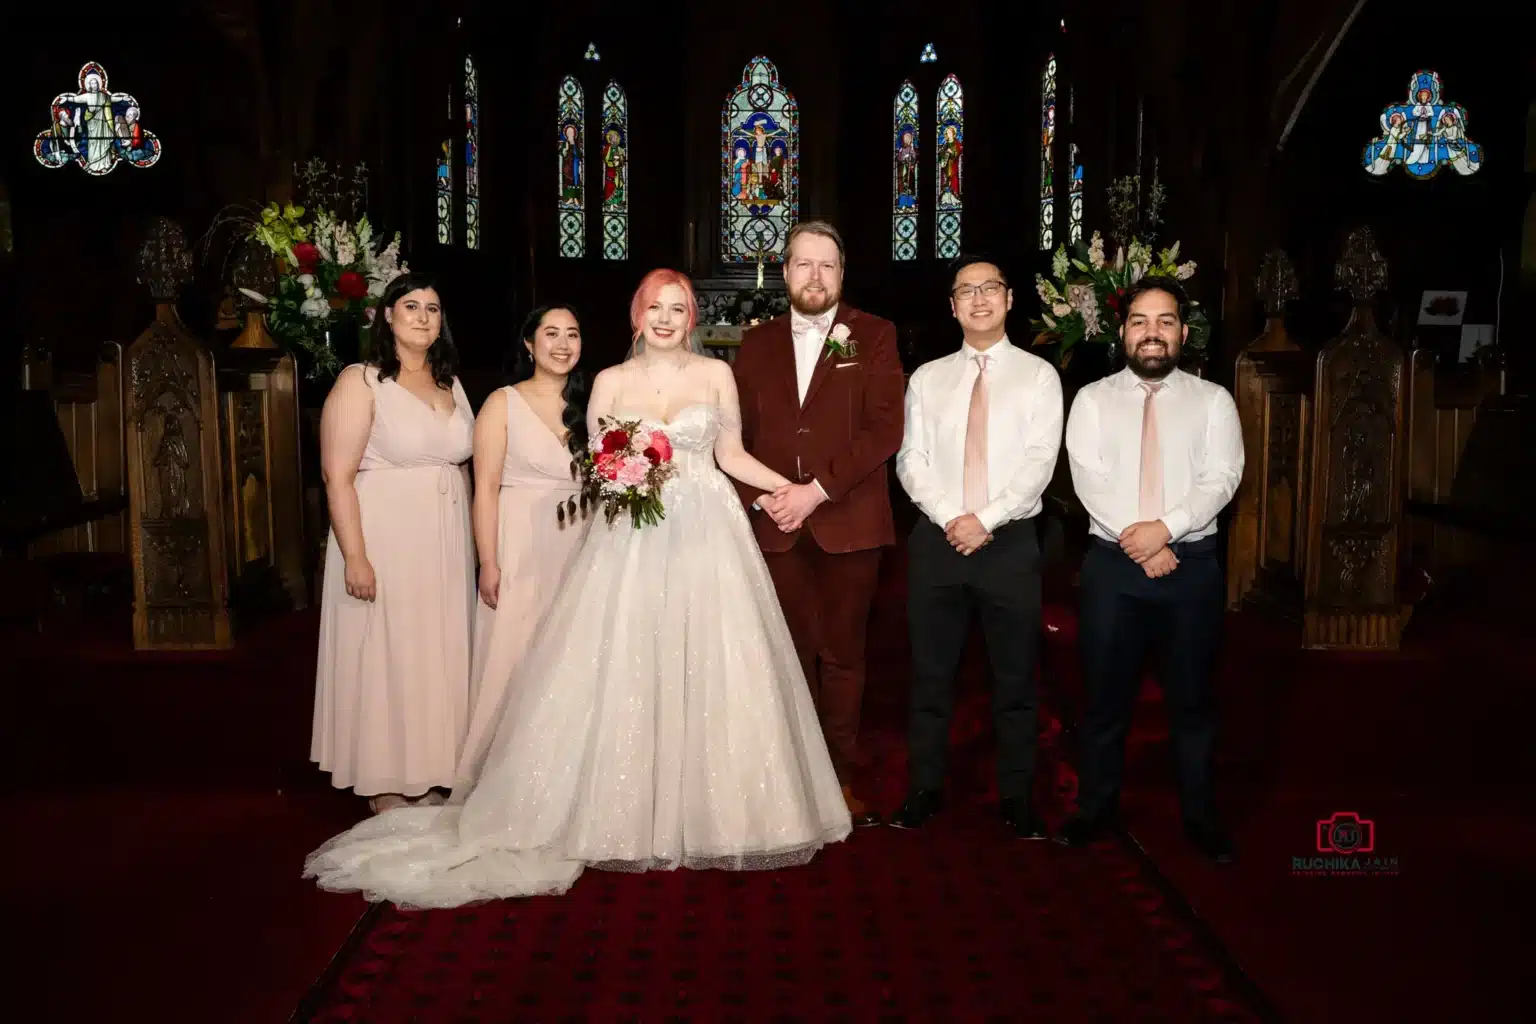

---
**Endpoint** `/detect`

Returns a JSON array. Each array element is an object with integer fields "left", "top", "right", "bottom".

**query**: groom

[{"left": 734, "top": 221, "right": 905, "bottom": 828}]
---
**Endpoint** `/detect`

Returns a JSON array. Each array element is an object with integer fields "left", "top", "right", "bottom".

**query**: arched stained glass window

[
  {"left": 557, "top": 76, "right": 585, "bottom": 259},
  {"left": 720, "top": 56, "right": 799, "bottom": 264},
  {"left": 892, "top": 81, "right": 919, "bottom": 261},
  {"left": 601, "top": 81, "right": 629, "bottom": 260},
  {"left": 464, "top": 56, "right": 480, "bottom": 250},
  {"left": 1040, "top": 55, "right": 1057, "bottom": 250},
  {"left": 1362, "top": 70, "right": 1482, "bottom": 178},
  {"left": 934, "top": 74, "right": 963, "bottom": 259}
]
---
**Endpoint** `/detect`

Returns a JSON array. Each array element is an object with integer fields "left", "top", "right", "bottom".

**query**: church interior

[{"left": 2, "top": 1, "right": 1531, "bottom": 1019}]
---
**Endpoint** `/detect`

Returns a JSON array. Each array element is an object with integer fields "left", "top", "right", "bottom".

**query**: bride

[{"left": 304, "top": 270, "right": 852, "bottom": 908}]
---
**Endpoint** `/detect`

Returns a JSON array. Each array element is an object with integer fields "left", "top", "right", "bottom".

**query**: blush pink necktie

[
  {"left": 962, "top": 354, "right": 990, "bottom": 513},
  {"left": 1137, "top": 381, "right": 1165, "bottom": 520}
]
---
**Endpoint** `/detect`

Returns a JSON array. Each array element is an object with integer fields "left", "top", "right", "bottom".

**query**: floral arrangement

[
  {"left": 1032, "top": 173, "right": 1209, "bottom": 367},
  {"left": 1032, "top": 230, "right": 1209, "bottom": 367},
  {"left": 234, "top": 201, "right": 408, "bottom": 378},
  {"left": 572, "top": 417, "right": 679, "bottom": 529}
]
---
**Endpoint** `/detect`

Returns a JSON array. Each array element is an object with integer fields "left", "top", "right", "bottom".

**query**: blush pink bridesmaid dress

[
  {"left": 311, "top": 365, "right": 476, "bottom": 798},
  {"left": 453, "top": 387, "right": 591, "bottom": 791}
]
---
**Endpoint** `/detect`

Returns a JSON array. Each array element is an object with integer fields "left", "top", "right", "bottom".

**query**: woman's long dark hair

[
  {"left": 509, "top": 304, "right": 589, "bottom": 457},
  {"left": 370, "top": 272, "right": 458, "bottom": 390}
]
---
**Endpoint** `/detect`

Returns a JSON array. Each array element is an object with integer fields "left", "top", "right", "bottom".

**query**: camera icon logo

[{"left": 1316, "top": 811, "right": 1375, "bottom": 854}]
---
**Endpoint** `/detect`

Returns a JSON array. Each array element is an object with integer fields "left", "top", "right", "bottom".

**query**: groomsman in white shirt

[
  {"left": 891, "top": 255, "right": 1063, "bottom": 838},
  {"left": 1055, "top": 278, "right": 1243, "bottom": 863}
]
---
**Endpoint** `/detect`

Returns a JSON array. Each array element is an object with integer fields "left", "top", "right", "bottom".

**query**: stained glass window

[
  {"left": 584, "top": 42, "right": 600, "bottom": 62},
  {"left": 464, "top": 57, "right": 480, "bottom": 250},
  {"left": 437, "top": 136, "right": 452, "bottom": 244},
  {"left": 920, "top": 43, "right": 937, "bottom": 64},
  {"left": 934, "top": 74, "right": 963, "bottom": 260},
  {"left": 1069, "top": 143, "right": 1083, "bottom": 243},
  {"left": 892, "top": 81, "right": 920, "bottom": 261},
  {"left": 558, "top": 76, "right": 585, "bottom": 259},
  {"left": 601, "top": 81, "right": 629, "bottom": 261},
  {"left": 1362, "top": 70, "right": 1482, "bottom": 179},
  {"left": 33, "top": 61, "right": 161, "bottom": 175},
  {"left": 1039, "top": 55, "right": 1056, "bottom": 250},
  {"left": 720, "top": 56, "right": 799, "bottom": 264}
]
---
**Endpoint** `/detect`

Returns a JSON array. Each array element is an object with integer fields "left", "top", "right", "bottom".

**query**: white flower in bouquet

[
  {"left": 1088, "top": 231, "right": 1106, "bottom": 270},
  {"left": 1052, "top": 246, "right": 1070, "bottom": 281},
  {"left": 334, "top": 227, "right": 358, "bottom": 267},
  {"left": 1052, "top": 302, "right": 1072, "bottom": 318},
  {"left": 300, "top": 297, "right": 330, "bottom": 318},
  {"left": 1176, "top": 261, "right": 1197, "bottom": 280}
]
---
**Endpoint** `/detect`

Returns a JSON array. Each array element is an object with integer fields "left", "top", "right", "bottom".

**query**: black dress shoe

[
  {"left": 999, "top": 798, "right": 1046, "bottom": 839},
  {"left": 888, "top": 790, "right": 943, "bottom": 829},
  {"left": 1052, "top": 811, "right": 1116, "bottom": 848},
  {"left": 1185, "top": 818, "right": 1236, "bottom": 864}
]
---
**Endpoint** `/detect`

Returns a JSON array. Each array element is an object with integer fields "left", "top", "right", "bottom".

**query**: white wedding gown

[{"left": 304, "top": 401, "right": 852, "bottom": 908}]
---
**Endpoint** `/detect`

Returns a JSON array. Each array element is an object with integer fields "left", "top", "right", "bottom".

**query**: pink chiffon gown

[
  {"left": 311, "top": 364, "right": 476, "bottom": 798},
  {"left": 452, "top": 387, "right": 591, "bottom": 792}
]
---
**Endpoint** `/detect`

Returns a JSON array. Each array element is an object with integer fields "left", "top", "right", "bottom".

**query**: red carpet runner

[{"left": 293, "top": 557, "right": 1273, "bottom": 1021}]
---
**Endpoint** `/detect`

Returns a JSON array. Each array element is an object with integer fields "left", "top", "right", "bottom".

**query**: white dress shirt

[
  {"left": 789, "top": 305, "right": 837, "bottom": 405},
  {"left": 897, "top": 337, "right": 1064, "bottom": 533},
  {"left": 1064, "top": 366, "right": 1244, "bottom": 544}
]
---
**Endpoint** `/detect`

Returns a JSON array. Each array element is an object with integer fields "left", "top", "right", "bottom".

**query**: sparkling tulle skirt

[{"left": 304, "top": 413, "right": 851, "bottom": 908}]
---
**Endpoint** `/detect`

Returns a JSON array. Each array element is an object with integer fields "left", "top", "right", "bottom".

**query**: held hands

[
  {"left": 1119, "top": 520, "right": 1172, "bottom": 564},
  {"left": 1140, "top": 546, "right": 1179, "bottom": 579},
  {"left": 760, "top": 482, "right": 826, "bottom": 533},
  {"left": 344, "top": 555, "right": 377, "bottom": 602},
  {"left": 478, "top": 562, "right": 501, "bottom": 609},
  {"left": 944, "top": 514, "right": 993, "bottom": 556}
]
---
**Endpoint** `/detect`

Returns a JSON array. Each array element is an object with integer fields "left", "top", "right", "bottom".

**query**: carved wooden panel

[
  {"left": 219, "top": 351, "right": 308, "bottom": 610},
  {"left": 125, "top": 309, "right": 232, "bottom": 649},
  {"left": 1303, "top": 228, "right": 1404, "bottom": 650},
  {"left": 1261, "top": 391, "right": 1306, "bottom": 573}
]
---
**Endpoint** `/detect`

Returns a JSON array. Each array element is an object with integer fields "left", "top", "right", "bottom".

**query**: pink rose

[
  {"left": 615, "top": 455, "right": 651, "bottom": 487},
  {"left": 631, "top": 428, "right": 653, "bottom": 451},
  {"left": 646, "top": 431, "right": 673, "bottom": 462}
]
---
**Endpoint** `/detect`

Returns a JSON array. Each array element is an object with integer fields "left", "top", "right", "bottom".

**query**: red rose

[
  {"left": 647, "top": 431, "right": 673, "bottom": 461},
  {"left": 292, "top": 241, "right": 320, "bottom": 272},
  {"left": 642, "top": 447, "right": 660, "bottom": 464},
  {"left": 595, "top": 453, "right": 619, "bottom": 480},
  {"left": 337, "top": 270, "right": 368, "bottom": 300},
  {"left": 601, "top": 430, "right": 629, "bottom": 454}
]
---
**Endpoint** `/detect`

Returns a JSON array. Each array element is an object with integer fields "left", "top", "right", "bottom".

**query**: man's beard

[
  {"left": 1126, "top": 339, "right": 1178, "bottom": 380},
  {"left": 789, "top": 284, "right": 838, "bottom": 317}
]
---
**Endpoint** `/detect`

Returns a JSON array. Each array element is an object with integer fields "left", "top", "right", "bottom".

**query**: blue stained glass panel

[
  {"left": 1362, "top": 70, "right": 1482, "bottom": 179},
  {"left": 464, "top": 56, "right": 480, "bottom": 250},
  {"left": 892, "top": 80, "right": 919, "bottom": 261},
  {"left": 601, "top": 81, "right": 629, "bottom": 261},
  {"left": 934, "top": 74, "right": 963, "bottom": 259},
  {"left": 558, "top": 76, "right": 585, "bottom": 258},
  {"left": 1039, "top": 55, "right": 1056, "bottom": 250}
]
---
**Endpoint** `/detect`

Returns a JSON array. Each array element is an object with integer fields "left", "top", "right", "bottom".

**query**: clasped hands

[
  {"left": 759, "top": 482, "right": 826, "bottom": 533},
  {"left": 943, "top": 514, "right": 993, "bottom": 556},
  {"left": 1120, "top": 519, "right": 1178, "bottom": 578}
]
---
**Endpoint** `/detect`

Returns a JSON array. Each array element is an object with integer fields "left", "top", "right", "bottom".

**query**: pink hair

[{"left": 629, "top": 269, "right": 699, "bottom": 341}]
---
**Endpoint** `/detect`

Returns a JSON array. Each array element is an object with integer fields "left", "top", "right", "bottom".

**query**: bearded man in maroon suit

[{"left": 732, "top": 221, "right": 905, "bottom": 827}]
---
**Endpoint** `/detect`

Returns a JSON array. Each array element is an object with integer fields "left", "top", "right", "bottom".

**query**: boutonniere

[{"left": 823, "top": 322, "right": 857, "bottom": 358}]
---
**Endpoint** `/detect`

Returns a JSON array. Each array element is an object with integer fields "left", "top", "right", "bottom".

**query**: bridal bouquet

[{"left": 569, "top": 417, "right": 679, "bottom": 529}]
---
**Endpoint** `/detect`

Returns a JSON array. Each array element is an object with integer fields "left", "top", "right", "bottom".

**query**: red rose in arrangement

[
  {"left": 292, "top": 241, "right": 320, "bottom": 272},
  {"left": 601, "top": 429, "right": 630, "bottom": 454},
  {"left": 336, "top": 270, "right": 369, "bottom": 300}
]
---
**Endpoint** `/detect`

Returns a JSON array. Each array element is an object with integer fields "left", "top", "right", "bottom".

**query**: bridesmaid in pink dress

[
  {"left": 453, "top": 305, "right": 593, "bottom": 791},
  {"left": 311, "top": 274, "right": 476, "bottom": 814}
]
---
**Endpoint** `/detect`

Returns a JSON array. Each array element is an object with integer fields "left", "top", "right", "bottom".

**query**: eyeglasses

[{"left": 953, "top": 281, "right": 1007, "bottom": 300}]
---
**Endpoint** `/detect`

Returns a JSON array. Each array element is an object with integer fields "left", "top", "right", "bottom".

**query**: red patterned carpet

[{"left": 5, "top": 540, "right": 1528, "bottom": 1021}]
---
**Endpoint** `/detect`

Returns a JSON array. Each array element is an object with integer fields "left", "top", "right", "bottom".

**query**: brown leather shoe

[{"left": 842, "top": 784, "right": 882, "bottom": 827}]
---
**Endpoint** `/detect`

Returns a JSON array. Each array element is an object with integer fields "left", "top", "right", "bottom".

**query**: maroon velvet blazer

[{"left": 731, "top": 304, "right": 905, "bottom": 554}]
